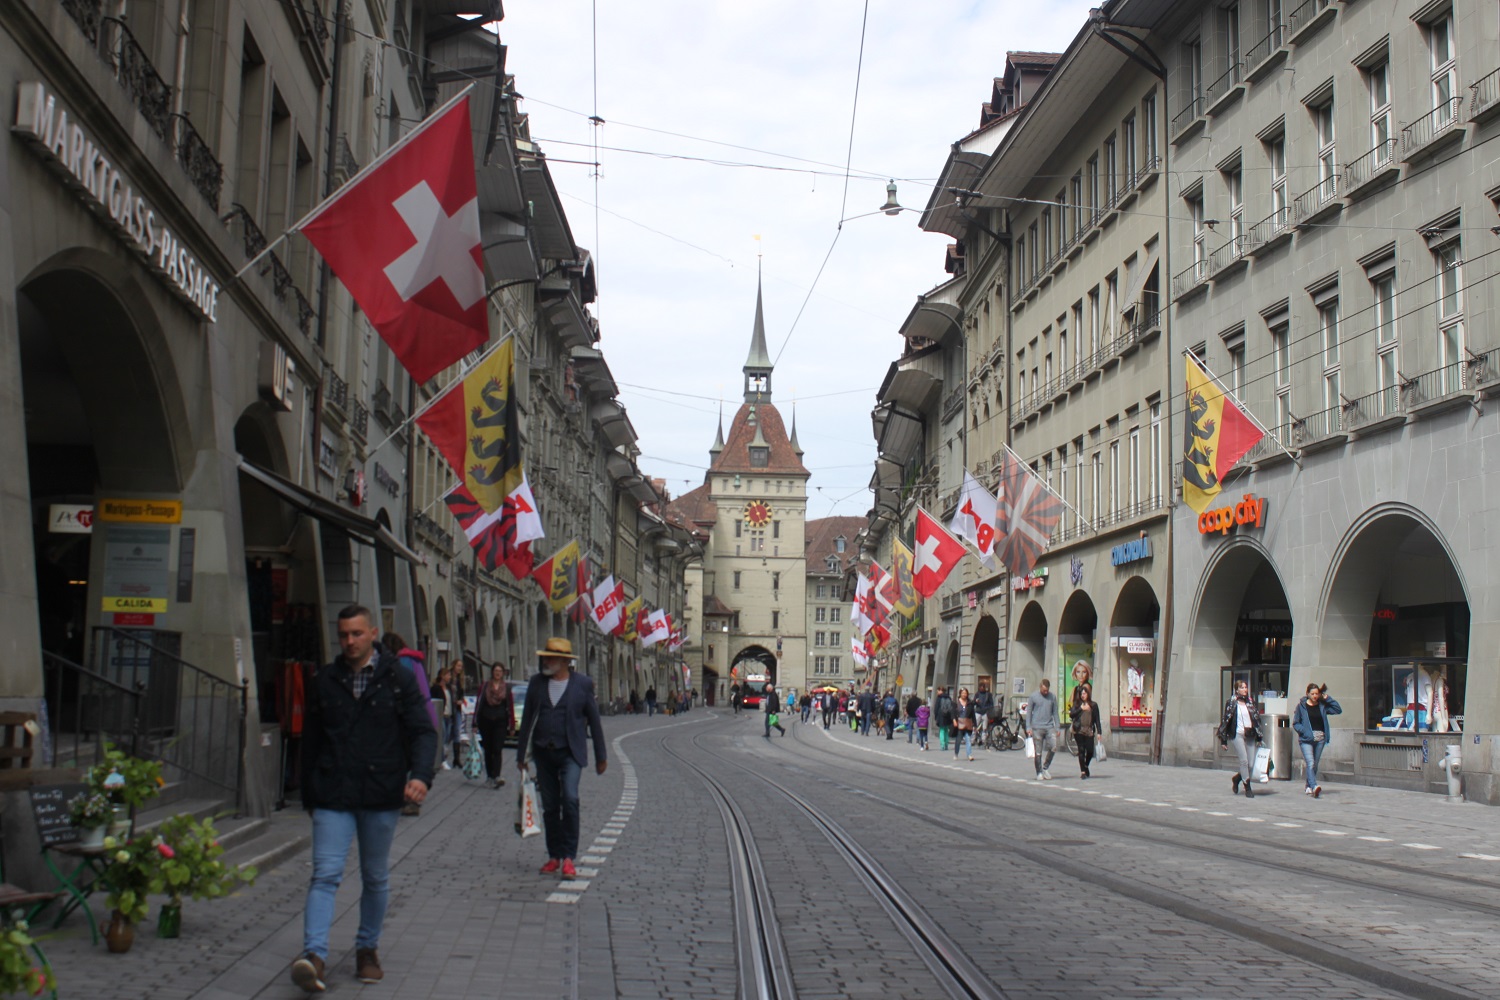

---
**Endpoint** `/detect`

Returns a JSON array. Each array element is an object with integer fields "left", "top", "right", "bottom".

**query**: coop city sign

[
  {"left": 14, "top": 81, "right": 221, "bottom": 322},
  {"left": 1197, "top": 493, "right": 1269, "bottom": 537}
]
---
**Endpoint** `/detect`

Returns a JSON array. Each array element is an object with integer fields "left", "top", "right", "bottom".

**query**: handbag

[
  {"left": 1252, "top": 745, "right": 1272, "bottom": 782},
  {"left": 955, "top": 717, "right": 974, "bottom": 731},
  {"left": 1023, "top": 735, "right": 1037, "bottom": 759},
  {"left": 769, "top": 713, "right": 780, "bottom": 726},
  {"left": 515, "top": 772, "right": 542, "bottom": 838}
]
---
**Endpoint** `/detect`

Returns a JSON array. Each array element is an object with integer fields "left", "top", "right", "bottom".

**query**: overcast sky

[{"left": 496, "top": 2, "right": 1095, "bottom": 520}]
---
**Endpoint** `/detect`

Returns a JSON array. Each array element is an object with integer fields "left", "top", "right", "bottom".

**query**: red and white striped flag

[{"left": 994, "top": 448, "right": 1065, "bottom": 577}]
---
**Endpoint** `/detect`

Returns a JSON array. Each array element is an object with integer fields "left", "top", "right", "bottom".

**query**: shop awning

[{"left": 237, "top": 459, "right": 425, "bottom": 565}]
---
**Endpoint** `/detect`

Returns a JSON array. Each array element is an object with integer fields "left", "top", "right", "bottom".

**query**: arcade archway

[
  {"left": 1109, "top": 576, "right": 1160, "bottom": 741},
  {"left": 1013, "top": 600, "right": 1048, "bottom": 702},
  {"left": 1189, "top": 541, "right": 1292, "bottom": 722},
  {"left": 971, "top": 614, "right": 999, "bottom": 693},
  {"left": 1058, "top": 591, "right": 1098, "bottom": 711}
]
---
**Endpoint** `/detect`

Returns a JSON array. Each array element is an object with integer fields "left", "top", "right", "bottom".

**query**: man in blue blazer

[{"left": 515, "top": 638, "right": 608, "bottom": 879}]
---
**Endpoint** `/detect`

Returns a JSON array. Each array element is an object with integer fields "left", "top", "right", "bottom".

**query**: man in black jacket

[
  {"left": 515, "top": 638, "right": 608, "bottom": 881},
  {"left": 291, "top": 606, "right": 437, "bottom": 993}
]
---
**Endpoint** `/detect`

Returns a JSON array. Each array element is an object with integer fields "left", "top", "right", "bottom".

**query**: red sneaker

[
  {"left": 560, "top": 859, "right": 577, "bottom": 879},
  {"left": 539, "top": 858, "right": 560, "bottom": 875}
]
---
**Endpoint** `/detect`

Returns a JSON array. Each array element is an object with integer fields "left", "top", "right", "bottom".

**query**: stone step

[{"left": 219, "top": 809, "right": 310, "bottom": 874}]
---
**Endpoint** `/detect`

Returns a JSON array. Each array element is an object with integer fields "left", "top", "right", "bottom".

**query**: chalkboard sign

[{"left": 30, "top": 783, "right": 89, "bottom": 848}]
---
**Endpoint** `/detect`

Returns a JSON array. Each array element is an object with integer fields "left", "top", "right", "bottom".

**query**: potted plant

[
  {"left": 149, "top": 814, "right": 258, "bottom": 938},
  {"left": 0, "top": 920, "right": 54, "bottom": 997},
  {"left": 87, "top": 745, "right": 165, "bottom": 836},
  {"left": 66, "top": 792, "right": 113, "bottom": 848},
  {"left": 98, "top": 834, "right": 160, "bottom": 953}
]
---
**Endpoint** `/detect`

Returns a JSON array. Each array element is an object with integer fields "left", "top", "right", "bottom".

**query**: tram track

[
  {"left": 656, "top": 724, "right": 1007, "bottom": 1000},
  {"left": 785, "top": 724, "right": 1500, "bottom": 917},
  {"left": 769, "top": 723, "right": 1489, "bottom": 1000}
]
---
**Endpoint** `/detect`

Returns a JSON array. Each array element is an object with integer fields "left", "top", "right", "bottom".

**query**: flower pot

[
  {"left": 104, "top": 911, "right": 135, "bottom": 953},
  {"left": 156, "top": 902, "right": 181, "bottom": 939},
  {"left": 77, "top": 824, "right": 107, "bottom": 849}
]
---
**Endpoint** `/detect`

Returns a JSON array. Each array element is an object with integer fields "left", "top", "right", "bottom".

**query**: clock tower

[{"left": 669, "top": 276, "right": 811, "bottom": 700}]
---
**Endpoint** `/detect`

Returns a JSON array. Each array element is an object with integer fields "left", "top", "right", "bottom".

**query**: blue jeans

[
  {"left": 1300, "top": 739, "right": 1326, "bottom": 789},
  {"left": 303, "top": 808, "right": 400, "bottom": 958},
  {"left": 532, "top": 746, "right": 583, "bottom": 860},
  {"left": 954, "top": 728, "right": 972, "bottom": 757}
]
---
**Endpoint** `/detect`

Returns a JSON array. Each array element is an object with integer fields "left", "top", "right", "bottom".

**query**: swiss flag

[
  {"left": 912, "top": 507, "right": 966, "bottom": 598},
  {"left": 299, "top": 92, "right": 487, "bottom": 383}
]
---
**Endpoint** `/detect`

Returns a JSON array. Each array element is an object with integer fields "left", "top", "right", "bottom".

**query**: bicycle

[{"left": 985, "top": 711, "right": 1025, "bottom": 751}]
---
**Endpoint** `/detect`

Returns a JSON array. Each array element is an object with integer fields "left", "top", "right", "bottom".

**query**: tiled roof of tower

[
  {"left": 703, "top": 593, "right": 735, "bottom": 617},
  {"left": 662, "top": 483, "right": 716, "bottom": 538},
  {"left": 805, "top": 516, "right": 866, "bottom": 575},
  {"left": 707, "top": 401, "right": 810, "bottom": 476}
]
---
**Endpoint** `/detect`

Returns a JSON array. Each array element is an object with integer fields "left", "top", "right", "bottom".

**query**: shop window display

[{"left": 1364, "top": 658, "right": 1464, "bottom": 733}]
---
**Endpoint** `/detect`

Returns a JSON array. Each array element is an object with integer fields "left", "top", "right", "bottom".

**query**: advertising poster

[
  {"left": 1058, "top": 637, "right": 1094, "bottom": 720},
  {"left": 1115, "top": 638, "right": 1155, "bottom": 730}
]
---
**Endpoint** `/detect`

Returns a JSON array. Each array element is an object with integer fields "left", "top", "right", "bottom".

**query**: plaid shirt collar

[{"left": 343, "top": 654, "right": 379, "bottom": 698}]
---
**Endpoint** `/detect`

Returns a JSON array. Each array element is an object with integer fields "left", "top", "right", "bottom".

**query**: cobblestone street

[{"left": 36, "top": 710, "right": 1500, "bottom": 999}]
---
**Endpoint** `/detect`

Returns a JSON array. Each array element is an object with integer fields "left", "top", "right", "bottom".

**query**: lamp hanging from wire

[{"left": 880, "top": 180, "right": 901, "bottom": 216}]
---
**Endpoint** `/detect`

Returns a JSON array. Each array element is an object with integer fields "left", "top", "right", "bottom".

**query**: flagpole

[
  {"left": 1184, "top": 349, "right": 1301, "bottom": 468},
  {"left": 1000, "top": 443, "right": 1095, "bottom": 534},
  {"left": 231, "top": 84, "right": 477, "bottom": 282},
  {"left": 364, "top": 332, "right": 514, "bottom": 456}
]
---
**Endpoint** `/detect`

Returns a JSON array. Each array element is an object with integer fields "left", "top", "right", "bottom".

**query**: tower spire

[
  {"left": 710, "top": 401, "right": 725, "bottom": 460},
  {"left": 743, "top": 265, "right": 773, "bottom": 402}
]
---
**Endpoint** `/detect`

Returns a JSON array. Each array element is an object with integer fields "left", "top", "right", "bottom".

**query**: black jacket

[
  {"left": 1218, "top": 695, "right": 1263, "bottom": 745},
  {"left": 302, "top": 649, "right": 438, "bottom": 811},
  {"left": 515, "top": 672, "right": 607, "bottom": 769}
]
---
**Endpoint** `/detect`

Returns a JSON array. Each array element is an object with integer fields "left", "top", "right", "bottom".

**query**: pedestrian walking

[
  {"left": 448, "top": 662, "right": 467, "bottom": 768},
  {"left": 974, "top": 681, "right": 996, "bottom": 740},
  {"left": 290, "top": 606, "right": 436, "bottom": 992},
  {"left": 857, "top": 688, "right": 876, "bottom": 736},
  {"left": 882, "top": 690, "right": 899, "bottom": 740},
  {"left": 430, "top": 666, "right": 455, "bottom": 770},
  {"left": 822, "top": 691, "right": 837, "bottom": 729},
  {"left": 1292, "top": 683, "right": 1342, "bottom": 798},
  {"left": 1218, "top": 678, "right": 1263, "bottom": 799},
  {"left": 474, "top": 663, "right": 514, "bottom": 788},
  {"left": 1025, "top": 679, "right": 1061, "bottom": 779},
  {"left": 629, "top": 689, "right": 640, "bottom": 715},
  {"left": 932, "top": 686, "right": 954, "bottom": 751},
  {"left": 800, "top": 692, "right": 812, "bottom": 724},
  {"left": 915, "top": 700, "right": 930, "bottom": 749},
  {"left": 953, "top": 688, "right": 977, "bottom": 760},
  {"left": 645, "top": 685, "right": 657, "bottom": 716},
  {"left": 1071, "top": 683, "right": 1101, "bottom": 778},
  {"left": 905, "top": 690, "right": 921, "bottom": 744},
  {"left": 514, "top": 638, "right": 608, "bottom": 881},
  {"left": 764, "top": 688, "right": 786, "bottom": 738},
  {"left": 730, "top": 683, "right": 743, "bottom": 715}
]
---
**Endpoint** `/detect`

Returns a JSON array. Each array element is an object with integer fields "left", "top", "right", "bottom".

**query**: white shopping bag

[
  {"left": 515, "top": 772, "right": 542, "bottom": 838},
  {"left": 1095, "top": 738, "right": 1108, "bottom": 763},
  {"left": 1252, "top": 745, "right": 1272, "bottom": 783},
  {"left": 1023, "top": 735, "right": 1037, "bottom": 759}
]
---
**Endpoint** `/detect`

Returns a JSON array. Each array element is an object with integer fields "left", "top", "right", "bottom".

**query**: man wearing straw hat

[{"left": 515, "top": 638, "right": 608, "bottom": 880}]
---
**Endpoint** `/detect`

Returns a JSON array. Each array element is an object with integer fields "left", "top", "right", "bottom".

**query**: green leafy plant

[
  {"left": 0, "top": 921, "right": 53, "bottom": 997},
  {"left": 68, "top": 791, "right": 113, "bottom": 829},
  {"left": 87, "top": 744, "right": 165, "bottom": 809},
  {"left": 151, "top": 814, "right": 257, "bottom": 907},
  {"left": 99, "top": 834, "right": 159, "bottom": 925}
]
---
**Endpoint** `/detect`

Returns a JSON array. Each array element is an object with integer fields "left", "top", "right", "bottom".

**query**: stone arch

[
  {"left": 971, "top": 613, "right": 999, "bottom": 689},
  {"left": 1013, "top": 599, "right": 1049, "bottom": 693}
]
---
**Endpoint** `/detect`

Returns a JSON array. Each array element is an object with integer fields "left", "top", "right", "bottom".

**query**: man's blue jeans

[
  {"left": 1300, "top": 739, "right": 1327, "bottom": 790},
  {"left": 532, "top": 745, "right": 583, "bottom": 860},
  {"left": 303, "top": 808, "right": 400, "bottom": 959}
]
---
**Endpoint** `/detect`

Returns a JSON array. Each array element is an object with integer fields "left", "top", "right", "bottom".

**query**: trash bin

[{"left": 1265, "top": 713, "right": 1292, "bottom": 781}]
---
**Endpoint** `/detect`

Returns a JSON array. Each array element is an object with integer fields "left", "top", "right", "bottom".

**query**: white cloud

[{"left": 497, "top": 1, "right": 1094, "bottom": 517}]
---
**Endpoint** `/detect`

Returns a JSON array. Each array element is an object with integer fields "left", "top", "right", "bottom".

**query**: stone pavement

[{"left": 36, "top": 708, "right": 1500, "bottom": 999}]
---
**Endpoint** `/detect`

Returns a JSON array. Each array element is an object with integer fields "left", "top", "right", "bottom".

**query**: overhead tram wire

[{"left": 771, "top": 0, "right": 872, "bottom": 370}]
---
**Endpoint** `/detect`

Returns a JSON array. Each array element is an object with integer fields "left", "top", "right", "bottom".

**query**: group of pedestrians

[{"left": 1219, "top": 679, "right": 1341, "bottom": 799}]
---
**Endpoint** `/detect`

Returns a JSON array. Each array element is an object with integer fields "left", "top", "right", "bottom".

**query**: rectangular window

[
  {"left": 830, "top": 631, "right": 841, "bottom": 647},
  {"left": 772, "top": 521, "right": 780, "bottom": 539},
  {"left": 1028, "top": 221, "right": 1039, "bottom": 277},
  {"left": 1105, "top": 273, "right": 1118, "bottom": 343},
  {"left": 1108, "top": 440, "right": 1120, "bottom": 517},
  {"left": 1371, "top": 268, "right": 1399, "bottom": 414},
  {"left": 830, "top": 607, "right": 841, "bottom": 623},
  {"left": 1088, "top": 288, "right": 1101, "bottom": 356},
  {"left": 1142, "top": 93, "right": 1159, "bottom": 167},
  {"left": 1057, "top": 189, "right": 1068, "bottom": 243},
  {"left": 750, "top": 532, "right": 764, "bottom": 552},
  {"left": 1087, "top": 155, "right": 1100, "bottom": 217},
  {"left": 771, "top": 611, "right": 780, "bottom": 629},
  {"left": 1186, "top": 37, "right": 1203, "bottom": 104},
  {"left": 1149, "top": 402, "right": 1163, "bottom": 503},
  {"left": 1129, "top": 427, "right": 1141, "bottom": 509},
  {"left": 1121, "top": 114, "right": 1137, "bottom": 184},
  {"left": 1188, "top": 192, "right": 1206, "bottom": 264},
  {"left": 1090, "top": 452, "right": 1102, "bottom": 523},
  {"left": 1015, "top": 237, "right": 1026, "bottom": 291},
  {"left": 1270, "top": 319, "right": 1292, "bottom": 428},
  {"left": 1070, "top": 173, "right": 1083, "bottom": 231},
  {"left": 1318, "top": 299, "right": 1341, "bottom": 410},
  {"left": 830, "top": 656, "right": 841, "bottom": 672},
  {"left": 816, "top": 606, "right": 826, "bottom": 623},
  {"left": 814, "top": 656, "right": 825, "bottom": 675},
  {"left": 1268, "top": 134, "right": 1288, "bottom": 226},
  {"left": 1075, "top": 444, "right": 1086, "bottom": 530},
  {"left": 733, "top": 571, "right": 742, "bottom": 590},
  {"left": 772, "top": 571, "right": 780, "bottom": 589},
  {"left": 1042, "top": 208, "right": 1053, "bottom": 261},
  {"left": 1313, "top": 100, "right": 1336, "bottom": 195},
  {"left": 1223, "top": 3, "right": 1241, "bottom": 73},
  {"left": 735, "top": 520, "right": 742, "bottom": 538},
  {"left": 1436, "top": 242, "right": 1464, "bottom": 392},
  {"left": 1059, "top": 448, "right": 1069, "bottom": 527},
  {"left": 816, "top": 584, "right": 826, "bottom": 599},
  {"left": 815, "top": 631, "right": 825, "bottom": 647},
  {"left": 1102, "top": 134, "right": 1117, "bottom": 205},
  {"left": 1226, "top": 166, "right": 1244, "bottom": 242},
  {"left": 1429, "top": 14, "right": 1456, "bottom": 122},
  {"left": 1229, "top": 342, "right": 1247, "bottom": 396},
  {"left": 1368, "top": 60, "right": 1391, "bottom": 156}
]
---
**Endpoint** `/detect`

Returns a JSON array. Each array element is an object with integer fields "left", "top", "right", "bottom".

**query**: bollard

[{"left": 1440, "top": 744, "right": 1462, "bottom": 802}]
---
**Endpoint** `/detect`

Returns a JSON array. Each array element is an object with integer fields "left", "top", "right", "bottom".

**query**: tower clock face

[{"left": 744, "top": 501, "right": 773, "bottom": 528}]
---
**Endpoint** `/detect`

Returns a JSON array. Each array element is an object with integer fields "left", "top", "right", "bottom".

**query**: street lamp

[{"left": 881, "top": 180, "right": 902, "bottom": 216}]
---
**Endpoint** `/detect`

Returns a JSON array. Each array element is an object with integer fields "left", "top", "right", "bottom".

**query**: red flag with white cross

[
  {"left": 912, "top": 506, "right": 966, "bottom": 598},
  {"left": 298, "top": 90, "right": 487, "bottom": 383}
]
